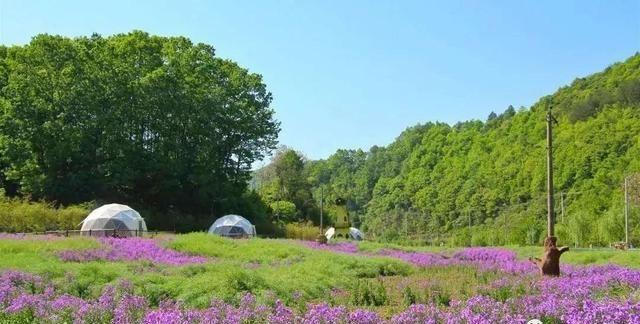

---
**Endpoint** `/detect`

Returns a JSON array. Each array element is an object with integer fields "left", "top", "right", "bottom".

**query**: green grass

[
  {"left": 167, "top": 233, "right": 412, "bottom": 305},
  {"left": 357, "top": 240, "right": 458, "bottom": 254},
  {"left": 0, "top": 237, "right": 98, "bottom": 269}
]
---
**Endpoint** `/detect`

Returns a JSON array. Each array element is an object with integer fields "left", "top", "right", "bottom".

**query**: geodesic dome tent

[
  {"left": 208, "top": 214, "right": 256, "bottom": 238},
  {"left": 80, "top": 204, "right": 147, "bottom": 237},
  {"left": 349, "top": 227, "right": 364, "bottom": 241}
]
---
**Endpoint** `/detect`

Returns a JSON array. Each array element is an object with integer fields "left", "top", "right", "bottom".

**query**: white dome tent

[
  {"left": 208, "top": 214, "right": 256, "bottom": 238},
  {"left": 80, "top": 204, "right": 147, "bottom": 237},
  {"left": 349, "top": 227, "right": 364, "bottom": 241}
]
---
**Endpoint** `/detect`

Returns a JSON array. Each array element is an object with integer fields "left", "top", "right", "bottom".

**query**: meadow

[{"left": 0, "top": 234, "right": 639, "bottom": 323}]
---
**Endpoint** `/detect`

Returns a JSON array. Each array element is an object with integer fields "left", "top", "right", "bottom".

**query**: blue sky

[{"left": 1, "top": 1, "right": 639, "bottom": 164}]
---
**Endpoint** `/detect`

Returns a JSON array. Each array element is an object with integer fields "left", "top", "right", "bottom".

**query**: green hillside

[{"left": 295, "top": 54, "right": 640, "bottom": 247}]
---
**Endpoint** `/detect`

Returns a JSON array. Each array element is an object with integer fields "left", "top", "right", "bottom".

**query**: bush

[
  {"left": 0, "top": 195, "right": 91, "bottom": 232},
  {"left": 270, "top": 201, "right": 297, "bottom": 222},
  {"left": 350, "top": 279, "right": 388, "bottom": 306},
  {"left": 284, "top": 222, "right": 320, "bottom": 241},
  {"left": 402, "top": 286, "right": 417, "bottom": 306}
]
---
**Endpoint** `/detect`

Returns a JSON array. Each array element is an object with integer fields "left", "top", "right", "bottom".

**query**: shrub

[
  {"left": 350, "top": 279, "right": 388, "bottom": 306},
  {"left": 402, "top": 286, "right": 417, "bottom": 306},
  {"left": 0, "top": 195, "right": 91, "bottom": 232},
  {"left": 284, "top": 222, "right": 320, "bottom": 241},
  {"left": 270, "top": 201, "right": 297, "bottom": 222}
]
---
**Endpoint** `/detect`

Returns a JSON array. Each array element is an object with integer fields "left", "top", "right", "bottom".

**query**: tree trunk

[
  {"left": 529, "top": 236, "right": 569, "bottom": 276},
  {"left": 315, "top": 233, "right": 328, "bottom": 245}
]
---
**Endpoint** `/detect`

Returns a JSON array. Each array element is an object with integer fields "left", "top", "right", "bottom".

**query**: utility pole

[
  {"left": 404, "top": 212, "right": 409, "bottom": 237},
  {"left": 546, "top": 104, "right": 557, "bottom": 237},
  {"left": 625, "top": 177, "right": 629, "bottom": 246},
  {"left": 468, "top": 209, "right": 472, "bottom": 246},
  {"left": 278, "top": 184, "right": 284, "bottom": 223},
  {"left": 532, "top": 102, "right": 569, "bottom": 277},
  {"left": 503, "top": 213, "right": 507, "bottom": 245},
  {"left": 320, "top": 186, "right": 324, "bottom": 234},
  {"left": 355, "top": 197, "right": 359, "bottom": 227},
  {"left": 560, "top": 192, "right": 565, "bottom": 223}
]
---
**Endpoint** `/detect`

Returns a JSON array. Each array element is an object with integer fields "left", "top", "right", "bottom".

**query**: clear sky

[{"left": 1, "top": 1, "right": 639, "bottom": 163}]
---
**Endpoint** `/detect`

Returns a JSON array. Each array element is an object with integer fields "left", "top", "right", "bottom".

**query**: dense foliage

[
  {"left": 260, "top": 54, "right": 640, "bottom": 246},
  {"left": 0, "top": 195, "right": 90, "bottom": 233},
  {"left": 0, "top": 31, "right": 279, "bottom": 231},
  {"left": 253, "top": 148, "right": 318, "bottom": 223}
]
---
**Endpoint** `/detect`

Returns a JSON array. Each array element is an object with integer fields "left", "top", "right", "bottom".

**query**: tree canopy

[{"left": 0, "top": 31, "right": 279, "bottom": 230}]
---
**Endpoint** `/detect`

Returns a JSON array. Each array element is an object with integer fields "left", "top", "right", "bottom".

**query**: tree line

[{"left": 255, "top": 54, "right": 640, "bottom": 246}]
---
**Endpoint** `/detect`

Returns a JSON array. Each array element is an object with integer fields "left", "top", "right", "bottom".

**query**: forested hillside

[{"left": 258, "top": 54, "right": 640, "bottom": 247}]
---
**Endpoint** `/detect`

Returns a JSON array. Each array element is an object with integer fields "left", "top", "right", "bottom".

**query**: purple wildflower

[{"left": 58, "top": 237, "right": 207, "bottom": 265}]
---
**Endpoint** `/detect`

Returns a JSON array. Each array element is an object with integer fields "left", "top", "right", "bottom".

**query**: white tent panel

[
  {"left": 325, "top": 227, "right": 336, "bottom": 240},
  {"left": 349, "top": 227, "right": 364, "bottom": 241}
]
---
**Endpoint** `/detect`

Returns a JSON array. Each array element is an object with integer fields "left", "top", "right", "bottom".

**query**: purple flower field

[
  {"left": 58, "top": 237, "right": 207, "bottom": 266},
  {"left": 1, "top": 265, "right": 639, "bottom": 323},
  {"left": 1, "top": 235, "right": 639, "bottom": 323},
  {"left": 301, "top": 241, "right": 640, "bottom": 323},
  {"left": 0, "top": 271, "right": 385, "bottom": 324},
  {"left": 302, "top": 241, "right": 361, "bottom": 254},
  {"left": 303, "top": 241, "right": 536, "bottom": 273}
]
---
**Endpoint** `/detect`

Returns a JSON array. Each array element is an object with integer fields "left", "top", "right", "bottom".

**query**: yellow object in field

[{"left": 333, "top": 198, "right": 350, "bottom": 238}]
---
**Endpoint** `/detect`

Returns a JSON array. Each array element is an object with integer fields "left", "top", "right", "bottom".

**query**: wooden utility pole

[
  {"left": 625, "top": 177, "right": 629, "bottom": 246},
  {"left": 315, "top": 186, "right": 328, "bottom": 244},
  {"left": 404, "top": 212, "right": 409, "bottom": 237},
  {"left": 560, "top": 192, "right": 565, "bottom": 223},
  {"left": 529, "top": 102, "right": 568, "bottom": 276},
  {"left": 468, "top": 209, "right": 472, "bottom": 247},
  {"left": 320, "top": 186, "right": 324, "bottom": 233},
  {"left": 546, "top": 105, "right": 556, "bottom": 237}
]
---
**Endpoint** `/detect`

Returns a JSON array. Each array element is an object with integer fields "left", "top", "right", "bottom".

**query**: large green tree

[
  {"left": 0, "top": 31, "right": 279, "bottom": 230},
  {"left": 255, "top": 147, "right": 318, "bottom": 223}
]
